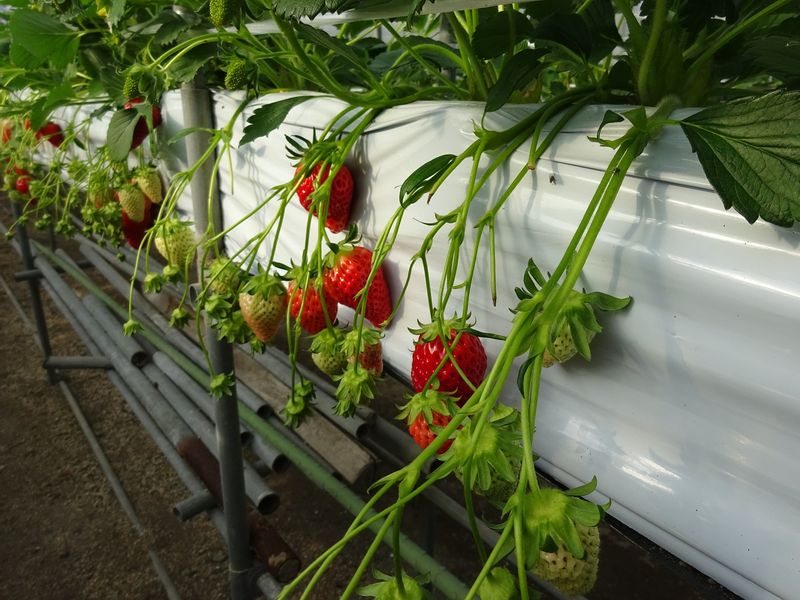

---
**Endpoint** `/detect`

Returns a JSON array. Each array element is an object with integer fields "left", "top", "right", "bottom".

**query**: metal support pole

[
  {"left": 182, "top": 73, "right": 251, "bottom": 600},
  {"left": 10, "top": 200, "right": 55, "bottom": 383}
]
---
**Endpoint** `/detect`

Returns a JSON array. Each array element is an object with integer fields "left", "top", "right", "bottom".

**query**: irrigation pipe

[
  {"left": 34, "top": 239, "right": 470, "bottom": 599},
  {"left": 31, "top": 247, "right": 287, "bottom": 597}
]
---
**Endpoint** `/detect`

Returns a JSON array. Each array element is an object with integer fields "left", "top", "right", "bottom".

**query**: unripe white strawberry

[
  {"left": 531, "top": 524, "right": 600, "bottom": 596},
  {"left": 154, "top": 220, "right": 196, "bottom": 269},
  {"left": 543, "top": 325, "right": 596, "bottom": 368},
  {"left": 117, "top": 185, "right": 146, "bottom": 222},
  {"left": 134, "top": 167, "right": 163, "bottom": 204}
]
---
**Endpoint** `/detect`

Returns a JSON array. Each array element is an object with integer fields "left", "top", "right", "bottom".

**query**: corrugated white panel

[{"left": 207, "top": 91, "right": 800, "bottom": 600}]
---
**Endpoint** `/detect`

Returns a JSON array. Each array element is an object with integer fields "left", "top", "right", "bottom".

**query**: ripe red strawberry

[
  {"left": 409, "top": 412, "right": 453, "bottom": 455},
  {"left": 13, "top": 166, "right": 29, "bottom": 176},
  {"left": 124, "top": 98, "right": 163, "bottom": 151},
  {"left": 116, "top": 185, "right": 147, "bottom": 222},
  {"left": 411, "top": 320, "right": 487, "bottom": 404},
  {"left": 121, "top": 197, "right": 153, "bottom": 249},
  {"left": 295, "top": 163, "right": 353, "bottom": 233},
  {"left": 324, "top": 245, "right": 391, "bottom": 327},
  {"left": 239, "top": 272, "right": 288, "bottom": 343},
  {"left": 288, "top": 280, "right": 337, "bottom": 335},
  {"left": 15, "top": 176, "right": 30, "bottom": 195},
  {"left": 35, "top": 122, "right": 64, "bottom": 148}
]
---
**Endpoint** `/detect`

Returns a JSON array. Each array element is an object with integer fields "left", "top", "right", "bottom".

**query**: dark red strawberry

[
  {"left": 121, "top": 197, "right": 153, "bottom": 249},
  {"left": 295, "top": 163, "right": 353, "bottom": 233},
  {"left": 13, "top": 166, "right": 29, "bottom": 176},
  {"left": 411, "top": 320, "right": 487, "bottom": 405},
  {"left": 15, "top": 176, "right": 30, "bottom": 195},
  {"left": 124, "top": 98, "right": 163, "bottom": 151},
  {"left": 35, "top": 122, "right": 64, "bottom": 148},
  {"left": 324, "top": 245, "right": 391, "bottom": 328},
  {"left": 288, "top": 281, "right": 337, "bottom": 335},
  {"left": 409, "top": 412, "right": 453, "bottom": 455}
]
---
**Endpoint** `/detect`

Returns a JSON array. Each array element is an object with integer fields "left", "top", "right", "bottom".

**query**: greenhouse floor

[{"left": 0, "top": 202, "right": 739, "bottom": 600}]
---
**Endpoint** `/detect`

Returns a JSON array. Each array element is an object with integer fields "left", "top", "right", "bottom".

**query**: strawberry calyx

[
  {"left": 205, "top": 256, "right": 242, "bottom": 297},
  {"left": 511, "top": 479, "right": 608, "bottom": 572},
  {"left": 515, "top": 259, "right": 630, "bottom": 365},
  {"left": 284, "top": 378, "right": 315, "bottom": 427},
  {"left": 310, "top": 327, "right": 347, "bottom": 378},
  {"left": 396, "top": 388, "right": 455, "bottom": 427},
  {"left": 334, "top": 361, "right": 376, "bottom": 417},
  {"left": 240, "top": 267, "right": 286, "bottom": 299},
  {"left": 358, "top": 570, "right": 426, "bottom": 600},
  {"left": 341, "top": 326, "right": 383, "bottom": 375},
  {"left": 449, "top": 405, "right": 523, "bottom": 505}
]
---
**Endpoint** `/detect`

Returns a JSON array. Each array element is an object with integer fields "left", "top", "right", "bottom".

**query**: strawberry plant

[{"left": 1, "top": 1, "right": 799, "bottom": 598}]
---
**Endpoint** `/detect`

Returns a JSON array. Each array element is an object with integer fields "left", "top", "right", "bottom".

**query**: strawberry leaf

[
  {"left": 106, "top": 107, "right": 140, "bottom": 161},
  {"left": 9, "top": 10, "right": 79, "bottom": 70},
  {"left": 399, "top": 154, "right": 455, "bottom": 207},
  {"left": 680, "top": 91, "right": 800, "bottom": 226},
  {"left": 485, "top": 48, "right": 548, "bottom": 113},
  {"left": 471, "top": 9, "right": 535, "bottom": 60},
  {"left": 239, "top": 95, "right": 316, "bottom": 146}
]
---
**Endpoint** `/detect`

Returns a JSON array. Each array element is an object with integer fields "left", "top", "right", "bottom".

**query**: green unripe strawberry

[
  {"left": 116, "top": 185, "right": 146, "bottom": 222},
  {"left": 478, "top": 567, "right": 518, "bottom": 600},
  {"left": 542, "top": 324, "right": 596, "bottom": 368},
  {"left": 310, "top": 328, "right": 347, "bottom": 378},
  {"left": 209, "top": 0, "right": 238, "bottom": 28},
  {"left": 134, "top": 166, "right": 163, "bottom": 204},
  {"left": 123, "top": 74, "right": 140, "bottom": 100},
  {"left": 154, "top": 219, "right": 196, "bottom": 269},
  {"left": 224, "top": 58, "right": 248, "bottom": 90},
  {"left": 206, "top": 256, "right": 241, "bottom": 296},
  {"left": 531, "top": 524, "right": 600, "bottom": 597}
]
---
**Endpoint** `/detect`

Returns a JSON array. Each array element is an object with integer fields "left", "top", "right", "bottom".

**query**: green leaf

[
  {"left": 239, "top": 96, "right": 315, "bottom": 146},
  {"left": 584, "top": 291, "right": 631, "bottom": 311},
  {"left": 745, "top": 35, "right": 800, "bottom": 87},
  {"left": 399, "top": 154, "right": 455, "bottom": 207},
  {"left": 680, "top": 91, "right": 800, "bottom": 226},
  {"left": 295, "top": 22, "right": 364, "bottom": 69},
  {"left": 166, "top": 44, "right": 217, "bottom": 84},
  {"left": 106, "top": 106, "right": 141, "bottom": 161},
  {"left": 485, "top": 49, "right": 548, "bottom": 113},
  {"left": 564, "top": 476, "right": 598, "bottom": 497},
  {"left": 471, "top": 9, "right": 535, "bottom": 59},
  {"left": 9, "top": 40, "right": 44, "bottom": 69},
  {"left": 9, "top": 10, "right": 79, "bottom": 70},
  {"left": 533, "top": 12, "right": 592, "bottom": 60}
]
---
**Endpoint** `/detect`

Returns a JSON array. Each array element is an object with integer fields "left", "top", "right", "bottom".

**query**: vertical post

[
  {"left": 181, "top": 74, "right": 251, "bottom": 600},
  {"left": 10, "top": 199, "right": 55, "bottom": 383}
]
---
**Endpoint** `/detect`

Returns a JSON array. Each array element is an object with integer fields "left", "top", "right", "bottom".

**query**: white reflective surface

[{"left": 162, "top": 92, "right": 800, "bottom": 599}]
